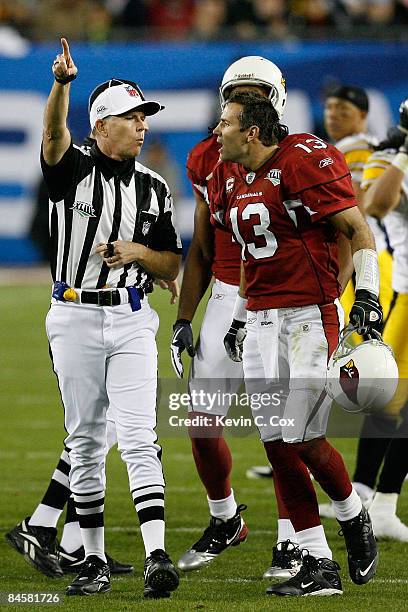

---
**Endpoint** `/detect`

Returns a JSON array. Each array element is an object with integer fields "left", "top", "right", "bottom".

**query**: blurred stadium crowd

[{"left": 1, "top": 0, "right": 408, "bottom": 44}]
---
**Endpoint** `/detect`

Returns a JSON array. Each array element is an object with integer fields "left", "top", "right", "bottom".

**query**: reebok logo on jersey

[
  {"left": 265, "top": 169, "right": 281, "bottom": 186},
  {"left": 70, "top": 201, "right": 97, "bottom": 218},
  {"left": 319, "top": 157, "right": 334, "bottom": 168}
]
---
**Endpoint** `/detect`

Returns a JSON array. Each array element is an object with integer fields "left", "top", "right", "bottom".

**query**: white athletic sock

[
  {"left": 296, "top": 525, "right": 332, "bottom": 560},
  {"left": 332, "top": 487, "right": 363, "bottom": 522},
  {"left": 277, "top": 518, "right": 297, "bottom": 543},
  {"left": 208, "top": 489, "right": 237, "bottom": 521},
  {"left": 141, "top": 520, "right": 165, "bottom": 556},
  {"left": 369, "top": 492, "right": 398, "bottom": 515},
  {"left": 80, "top": 526, "right": 106, "bottom": 563},
  {"left": 60, "top": 521, "right": 82, "bottom": 553},
  {"left": 29, "top": 504, "right": 62, "bottom": 528}
]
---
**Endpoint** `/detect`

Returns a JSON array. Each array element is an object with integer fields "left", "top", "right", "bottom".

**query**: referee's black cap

[{"left": 326, "top": 85, "right": 369, "bottom": 112}]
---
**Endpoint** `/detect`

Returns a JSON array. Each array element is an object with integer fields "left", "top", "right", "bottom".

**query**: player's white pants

[
  {"left": 243, "top": 302, "right": 344, "bottom": 443},
  {"left": 46, "top": 298, "right": 164, "bottom": 495},
  {"left": 188, "top": 279, "right": 243, "bottom": 415}
]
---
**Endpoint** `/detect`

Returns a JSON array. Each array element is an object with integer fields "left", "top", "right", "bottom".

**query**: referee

[{"left": 42, "top": 38, "right": 181, "bottom": 598}]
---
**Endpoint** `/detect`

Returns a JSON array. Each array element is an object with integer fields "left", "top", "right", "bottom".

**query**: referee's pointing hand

[{"left": 52, "top": 37, "right": 78, "bottom": 82}]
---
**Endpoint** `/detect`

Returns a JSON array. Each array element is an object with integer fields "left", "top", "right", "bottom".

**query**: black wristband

[
  {"left": 174, "top": 318, "right": 191, "bottom": 328},
  {"left": 231, "top": 318, "right": 246, "bottom": 329},
  {"left": 55, "top": 73, "right": 77, "bottom": 85}
]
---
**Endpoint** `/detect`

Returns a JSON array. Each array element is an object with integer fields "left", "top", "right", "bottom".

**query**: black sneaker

[
  {"left": 59, "top": 545, "right": 134, "bottom": 575},
  {"left": 144, "top": 549, "right": 179, "bottom": 599},
  {"left": 66, "top": 555, "right": 110, "bottom": 596},
  {"left": 338, "top": 507, "right": 379, "bottom": 584},
  {"left": 266, "top": 554, "right": 343, "bottom": 596},
  {"left": 177, "top": 504, "right": 248, "bottom": 571},
  {"left": 5, "top": 517, "right": 63, "bottom": 578},
  {"left": 263, "top": 540, "right": 302, "bottom": 579}
]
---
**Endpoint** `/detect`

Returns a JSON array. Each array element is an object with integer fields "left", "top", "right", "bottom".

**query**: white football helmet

[
  {"left": 326, "top": 327, "right": 398, "bottom": 414},
  {"left": 219, "top": 56, "right": 287, "bottom": 119}
]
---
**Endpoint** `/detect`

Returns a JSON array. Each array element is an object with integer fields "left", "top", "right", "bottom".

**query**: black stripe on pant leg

[
  {"left": 136, "top": 506, "right": 164, "bottom": 525},
  {"left": 42, "top": 480, "right": 72, "bottom": 510},
  {"left": 78, "top": 513, "right": 104, "bottom": 529},
  {"left": 65, "top": 497, "right": 78, "bottom": 524},
  {"left": 133, "top": 492, "right": 165, "bottom": 505}
]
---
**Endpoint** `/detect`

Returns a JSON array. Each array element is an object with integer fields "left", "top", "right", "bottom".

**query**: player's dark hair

[{"left": 228, "top": 91, "right": 280, "bottom": 146}]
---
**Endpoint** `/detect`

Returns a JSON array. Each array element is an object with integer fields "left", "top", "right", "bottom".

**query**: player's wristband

[
  {"left": 392, "top": 152, "right": 408, "bottom": 174},
  {"left": 353, "top": 248, "right": 380, "bottom": 298},
  {"left": 55, "top": 73, "right": 77, "bottom": 85},
  {"left": 232, "top": 294, "right": 247, "bottom": 323}
]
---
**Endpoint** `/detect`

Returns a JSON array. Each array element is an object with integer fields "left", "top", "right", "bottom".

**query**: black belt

[{"left": 81, "top": 287, "right": 144, "bottom": 307}]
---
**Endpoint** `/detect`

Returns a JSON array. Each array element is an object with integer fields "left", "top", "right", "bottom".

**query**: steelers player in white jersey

[
  {"left": 355, "top": 99, "right": 408, "bottom": 541},
  {"left": 324, "top": 85, "right": 393, "bottom": 328}
]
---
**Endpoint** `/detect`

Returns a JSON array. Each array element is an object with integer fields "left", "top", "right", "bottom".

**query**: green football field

[{"left": 1, "top": 282, "right": 407, "bottom": 610}]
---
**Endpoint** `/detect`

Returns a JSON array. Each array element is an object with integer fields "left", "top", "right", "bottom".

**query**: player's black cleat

[
  {"left": 59, "top": 545, "right": 134, "bottom": 575},
  {"left": 177, "top": 504, "right": 248, "bottom": 571},
  {"left": 66, "top": 555, "right": 110, "bottom": 596},
  {"left": 5, "top": 517, "right": 63, "bottom": 578},
  {"left": 144, "top": 549, "right": 179, "bottom": 599},
  {"left": 266, "top": 554, "right": 343, "bottom": 597},
  {"left": 263, "top": 540, "right": 302, "bottom": 579},
  {"left": 338, "top": 507, "right": 379, "bottom": 584}
]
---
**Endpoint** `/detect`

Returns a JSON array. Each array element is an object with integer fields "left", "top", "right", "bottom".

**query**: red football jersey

[
  {"left": 187, "top": 134, "right": 241, "bottom": 285},
  {"left": 209, "top": 133, "right": 356, "bottom": 310}
]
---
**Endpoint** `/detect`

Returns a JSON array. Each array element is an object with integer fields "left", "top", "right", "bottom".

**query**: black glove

[
  {"left": 223, "top": 319, "right": 247, "bottom": 362},
  {"left": 399, "top": 98, "right": 408, "bottom": 131},
  {"left": 375, "top": 126, "right": 406, "bottom": 151},
  {"left": 375, "top": 98, "right": 408, "bottom": 151},
  {"left": 170, "top": 319, "right": 195, "bottom": 378},
  {"left": 398, "top": 132, "right": 408, "bottom": 156},
  {"left": 349, "top": 289, "right": 383, "bottom": 334}
]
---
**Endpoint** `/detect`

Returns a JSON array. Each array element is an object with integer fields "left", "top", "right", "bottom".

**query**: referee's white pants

[{"left": 46, "top": 298, "right": 164, "bottom": 495}]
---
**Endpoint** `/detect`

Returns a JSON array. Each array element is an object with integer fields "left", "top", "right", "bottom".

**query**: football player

[
  {"left": 171, "top": 57, "right": 302, "bottom": 579},
  {"left": 246, "top": 83, "right": 391, "bottom": 484},
  {"left": 210, "top": 91, "right": 379, "bottom": 596},
  {"left": 352, "top": 98, "right": 408, "bottom": 541}
]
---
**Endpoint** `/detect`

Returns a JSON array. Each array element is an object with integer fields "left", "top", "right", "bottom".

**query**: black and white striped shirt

[{"left": 41, "top": 141, "right": 182, "bottom": 291}]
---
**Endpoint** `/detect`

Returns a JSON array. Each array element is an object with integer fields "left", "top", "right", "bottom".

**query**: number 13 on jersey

[{"left": 230, "top": 202, "right": 277, "bottom": 261}]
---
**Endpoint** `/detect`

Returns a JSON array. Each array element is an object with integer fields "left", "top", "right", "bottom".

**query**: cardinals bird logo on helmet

[{"left": 326, "top": 328, "right": 398, "bottom": 414}]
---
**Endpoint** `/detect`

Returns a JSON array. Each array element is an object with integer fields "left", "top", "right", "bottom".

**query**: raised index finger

[{"left": 61, "top": 37, "right": 71, "bottom": 62}]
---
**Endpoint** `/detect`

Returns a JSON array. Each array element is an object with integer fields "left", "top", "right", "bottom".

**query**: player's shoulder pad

[
  {"left": 279, "top": 133, "right": 344, "bottom": 167},
  {"left": 280, "top": 133, "right": 350, "bottom": 194},
  {"left": 335, "top": 133, "right": 374, "bottom": 155},
  {"left": 366, "top": 148, "right": 395, "bottom": 166}
]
